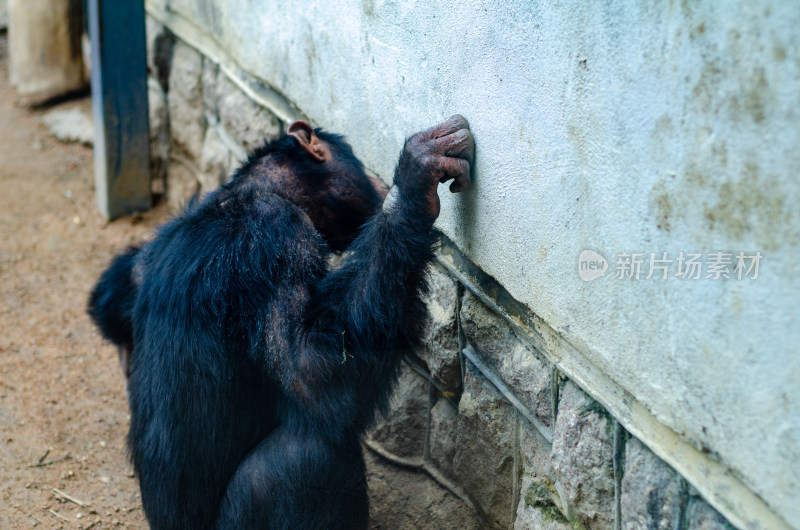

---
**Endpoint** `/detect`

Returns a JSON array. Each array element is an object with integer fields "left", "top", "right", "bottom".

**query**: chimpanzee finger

[
  {"left": 449, "top": 166, "right": 471, "bottom": 192},
  {"left": 425, "top": 114, "right": 470, "bottom": 140},
  {"left": 450, "top": 178, "right": 469, "bottom": 193},
  {"left": 436, "top": 157, "right": 471, "bottom": 193},
  {"left": 430, "top": 128, "right": 475, "bottom": 166}
]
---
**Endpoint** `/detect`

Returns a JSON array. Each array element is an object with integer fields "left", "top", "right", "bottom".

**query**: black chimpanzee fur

[
  {"left": 87, "top": 246, "right": 139, "bottom": 378},
  {"left": 88, "top": 116, "right": 474, "bottom": 529}
]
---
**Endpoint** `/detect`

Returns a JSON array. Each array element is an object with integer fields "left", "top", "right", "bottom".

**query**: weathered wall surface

[
  {"left": 144, "top": 1, "right": 799, "bottom": 527},
  {"left": 0, "top": 0, "right": 8, "bottom": 30}
]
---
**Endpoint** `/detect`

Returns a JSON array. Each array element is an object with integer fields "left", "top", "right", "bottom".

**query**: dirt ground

[{"left": 0, "top": 35, "right": 480, "bottom": 529}]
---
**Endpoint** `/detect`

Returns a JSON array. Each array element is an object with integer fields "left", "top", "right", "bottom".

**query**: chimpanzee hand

[{"left": 389, "top": 114, "right": 474, "bottom": 221}]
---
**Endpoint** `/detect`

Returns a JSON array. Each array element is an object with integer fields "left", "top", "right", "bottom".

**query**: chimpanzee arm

[
  {"left": 317, "top": 115, "right": 473, "bottom": 349},
  {"left": 277, "top": 116, "right": 474, "bottom": 439}
]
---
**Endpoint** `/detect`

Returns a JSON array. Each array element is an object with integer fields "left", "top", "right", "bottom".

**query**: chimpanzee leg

[{"left": 216, "top": 427, "right": 368, "bottom": 530}]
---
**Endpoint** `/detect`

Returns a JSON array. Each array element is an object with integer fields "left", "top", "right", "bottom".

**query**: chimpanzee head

[{"left": 234, "top": 121, "right": 388, "bottom": 251}]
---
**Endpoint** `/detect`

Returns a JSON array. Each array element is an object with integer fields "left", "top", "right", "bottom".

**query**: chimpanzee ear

[{"left": 287, "top": 121, "right": 329, "bottom": 163}]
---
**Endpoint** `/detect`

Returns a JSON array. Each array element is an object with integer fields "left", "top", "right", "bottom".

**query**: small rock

[{"left": 42, "top": 108, "right": 94, "bottom": 146}]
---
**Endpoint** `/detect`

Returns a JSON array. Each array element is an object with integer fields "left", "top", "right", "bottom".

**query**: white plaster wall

[{"left": 149, "top": 0, "right": 800, "bottom": 524}]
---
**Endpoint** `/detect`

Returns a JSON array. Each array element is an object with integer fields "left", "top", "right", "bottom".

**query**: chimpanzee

[{"left": 87, "top": 115, "right": 474, "bottom": 529}]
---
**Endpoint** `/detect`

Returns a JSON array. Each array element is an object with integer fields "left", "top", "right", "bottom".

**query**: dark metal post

[{"left": 87, "top": 0, "right": 151, "bottom": 220}]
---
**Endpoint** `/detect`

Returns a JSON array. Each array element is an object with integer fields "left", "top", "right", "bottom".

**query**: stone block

[
  {"left": 166, "top": 159, "right": 200, "bottom": 211},
  {"left": 551, "top": 381, "right": 614, "bottom": 529},
  {"left": 148, "top": 77, "right": 169, "bottom": 191},
  {"left": 514, "top": 500, "right": 572, "bottom": 530},
  {"left": 620, "top": 437, "right": 684, "bottom": 530},
  {"left": 460, "top": 290, "right": 553, "bottom": 427},
  {"left": 217, "top": 73, "right": 281, "bottom": 153},
  {"left": 202, "top": 57, "right": 220, "bottom": 118},
  {"left": 418, "top": 263, "right": 460, "bottom": 390},
  {"left": 145, "top": 15, "right": 174, "bottom": 91},
  {"left": 520, "top": 423, "right": 557, "bottom": 488},
  {"left": 685, "top": 497, "right": 734, "bottom": 529},
  {"left": 454, "top": 362, "right": 515, "bottom": 529},
  {"left": 428, "top": 396, "right": 458, "bottom": 478},
  {"left": 516, "top": 422, "right": 567, "bottom": 524},
  {"left": 199, "top": 125, "right": 233, "bottom": 193},
  {"left": 168, "top": 40, "right": 206, "bottom": 160},
  {"left": 369, "top": 364, "right": 428, "bottom": 459},
  {"left": 228, "top": 148, "right": 246, "bottom": 174}
]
